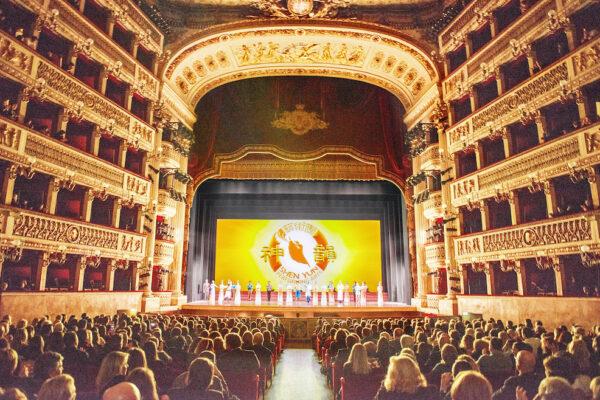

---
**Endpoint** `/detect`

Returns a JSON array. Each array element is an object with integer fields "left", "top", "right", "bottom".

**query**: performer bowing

[
  {"left": 234, "top": 280, "right": 241, "bottom": 306},
  {"left": 377, "top": 281, "right": 384, "bottom": 307},
  {"left": 255, "top": 281, "right": 262, "bottom": 306},
  {"left": 217, "top": 280, "right": 225, "bottom": 305},
  {"left": 209, "top": 280, "right": 216, "bottom": 305}
]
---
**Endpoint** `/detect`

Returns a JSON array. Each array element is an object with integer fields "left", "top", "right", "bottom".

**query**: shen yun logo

[{"left": 260, "top": 222, "right": 336, "bottom": 285}]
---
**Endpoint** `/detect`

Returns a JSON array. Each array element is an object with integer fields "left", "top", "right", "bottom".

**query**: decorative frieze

[
  {"left": 454, "top": 213, "right": 596, "bottom": 261},
  {"left": 157, "top": 189, "right": 177, "bottom": 218},
  {"left": 425, "top": 242, "right": 446, "bottom": 269},
  {"left": 423, "top": 191, "right": 444, "bottom": 220},
  {"left": 4, "top": 207, "right": 146, "bottom": 258}
]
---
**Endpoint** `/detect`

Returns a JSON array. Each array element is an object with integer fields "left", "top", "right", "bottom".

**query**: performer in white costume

[
  {"left": 360, "top": 282, "right": 368, "bottom": 306},
  {"left": 377, "top": 281, "right": 384, "bottom": 307},
  {"left": 217, "top": 280, "right": 225, "bottom": 305},
  {"left": 343, "top": 283, "right": 350, "bottom": 305},
  {"left": 224, "top": 280, "right": 233, "bottom": 303},
  {"left": 321, "top": 285, "right": 327, "bottom": 306},
  {"left": 328, "top": 281, "right": 335, "bottom": 304},
  {"left": 285, "top": 284, "right": 293, "bottom": 305},
  {"left": 209, "top": 280, "right": 216, "bottom": 305},
  {"left": 336, "top": 281, "right": 344, "bottom": 303},
  {"left": 277, "top": 283, "right": 284, "bottom": 305},
  {"left": 255, "top": 281, "right": 262, "bottom": 306},
  {"left": 234, "top": 280, "right": 241, "bottom": 306}
]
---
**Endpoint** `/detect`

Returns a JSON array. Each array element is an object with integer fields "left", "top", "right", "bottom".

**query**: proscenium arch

[{"left": 163, "top": 19, "right": 440, "bottom": 117}]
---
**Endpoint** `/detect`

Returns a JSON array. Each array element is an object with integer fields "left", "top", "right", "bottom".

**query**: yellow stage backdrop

[{"left": 215, "top": 219, "right": 382, "bottom": 289}]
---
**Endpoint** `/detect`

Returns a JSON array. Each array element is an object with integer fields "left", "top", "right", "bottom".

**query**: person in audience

[
  {"left": 0, "top": 388, "right": 28, "bottom": 400},
  {"left": 429, "top": 344, "right": 458, "bottom": 389},
  {"left": 493, "top": 350, "right": 542, "bottom": 400},
  {"left": 519, "top": 376, "right": 576, "bottom": 400},
  {"left": 374, "top": 355, "right": 441, "bottom": 400},
  {"left": 591, "top": 376, "right": 600, "bottom": 400},
  {"left": 127, "top": 367, "right": 159, "bottom": 400},
  {"left": 128, "top": 348, "right": 148, "bottom": 370},
  {"left": 102, "top": 381, "right": 141, "bottom": 400},
  {"left": 477, "top": 337, "right": 513, "bottom": 378},
  {"left": 251, "top": 331, "right": 272, "bottom": 375},
  {"left": 217, "top": 333, "right": 260, "bottom": 376},
  {"left": 343, "top": 343, "right": 372, "bottom": 378},
  {"left": 377, "top": 336, "right": 394, "bottom": 369},
  {"left": 96, "top": 351, "right": 129, "bottom": 396},
  {"left": 450, "top": 371, "right": 492, "bottom": 400},
  {"left": 37, "top": 374, "right": 76, "bottom": 400},
  {"left": 0, "top": 349, "right": 21, "bottom": 389},
  {"left": 22, "top": 351, "right": 64, "bottom": 398},
  {"left": 167, "top": 357, "right": 223, "bottom": 400}
]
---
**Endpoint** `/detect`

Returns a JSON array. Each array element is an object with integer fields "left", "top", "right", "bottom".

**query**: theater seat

[
  {"left": 221, "top": 371, "right": 260, "bottom": 400},
  {"left": 339, "top": 373, "right": 385, "bottom": 400}
]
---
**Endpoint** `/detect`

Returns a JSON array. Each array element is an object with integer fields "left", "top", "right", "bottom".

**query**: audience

[{"left": 374, "top": 356, "right": 440, "bottom": 399}]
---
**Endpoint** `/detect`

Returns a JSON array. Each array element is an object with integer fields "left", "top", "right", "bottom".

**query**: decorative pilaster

[
  {"left": 74, "top": 256, "right": 86, "bottom": 291},
  {"left": 35, "top": 252, "right": 50, "bottom": 291}
]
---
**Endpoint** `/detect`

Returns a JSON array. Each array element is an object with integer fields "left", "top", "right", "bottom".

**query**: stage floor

[{"left": 180, "top": 300, "right": 421, "bottom": 318}]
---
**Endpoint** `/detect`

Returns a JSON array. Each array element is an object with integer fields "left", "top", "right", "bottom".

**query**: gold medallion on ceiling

[{"left": 287, "top": 0, "right": 313, "bottom": 16}]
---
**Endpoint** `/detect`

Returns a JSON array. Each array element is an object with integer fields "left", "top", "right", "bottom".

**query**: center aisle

[{"left": 266, "top": 348, "right": 332, "bottom": 400}]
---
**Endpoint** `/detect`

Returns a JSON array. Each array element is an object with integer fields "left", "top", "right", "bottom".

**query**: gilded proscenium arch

[
  {"left": 163, "top": 19, "right": 440, "bottom": 114},
  {"left": 182, "top": 145, "right": 418, "bottom": 298}
]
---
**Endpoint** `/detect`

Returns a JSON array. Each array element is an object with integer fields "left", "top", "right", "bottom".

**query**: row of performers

[{"left": 201, "top": 280, "right": 385, "bottom": 307}]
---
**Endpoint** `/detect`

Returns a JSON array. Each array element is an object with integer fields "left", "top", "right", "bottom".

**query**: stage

[{"left": 180, "top": 300, "right": 421, "bottom": 318}]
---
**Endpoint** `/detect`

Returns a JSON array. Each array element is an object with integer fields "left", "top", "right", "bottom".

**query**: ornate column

[
  {"left": 105, "top": 260, "right": 116, "bottom": 291},
  {"left": 480, "top": 200, "right": 490, "bottom": 231},
  {"left": 509, "top": 190, "right": 521, "bottom": 225},
  {"left": 484, "top": 262, "right": 496, "bottom": 295},
  {"left": 1, "top": 164, "right": 17, "bottom": 205},
  {"left": 514, "top": 260, "right": 527, "bottom": 296},
  {"left": 91, "top": 127, "right": 102, "bottom": 157},
  {"left": 34, "top": 252, "right": 50, "bottom": 291},
  {"left": 131, "top": 261, "right": 140, "bottom": 291},
  {"left": 74, "top": 256, "right": 86, "bottom": 291},
  {"left": 117, "top": 140, "right": 128, "bottom": 168},
  {"left": 46, "top": 178, "right": 60, "bottom": 214},
  {"left": 553, "top": 256, "right": 566, "bottom": 296},
  {"left": 474, "top": 142, "right": 483, "bottom": 170},
  {"left": 112, "top": 199, "right": 122, "bottom": 228},
  {"left": 458, "top": 264, "right": 468, "bottom": 294},
  {"left": 82, "top": 189, "right": 94, "bottom": 222},
  {"left": 544, "top": 181, "right": 558, "bottom": 217}
]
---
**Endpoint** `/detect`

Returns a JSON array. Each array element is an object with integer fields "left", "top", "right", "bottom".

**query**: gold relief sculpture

[
  {"left": 384, "top": 56, "right": 397, "bottom": 73},
  {"left": 586, "top": 130, "right": 600, "bottom": 153},
  {"left": 271, "top": 104, "right": 328, "bottom": 135},
  {"left": 205, "top": 55, "right": 218, "bottom": 71},
  {"left": 370, "top": 51, "right": 384, "bottom": 68},
  {"left": 411, "top": 78, "right": 425, "bottom": 95},
  {"left": 0, "top": 35, "right": 32, "bottom": 73},
  {"left": 193, "top": 60, "right": 207, "bottom": 77},
  {"left": 403, "top": 68, "right": 417, "bottom": 85},
  {"left": 452, "top": 179, "right": 476, "bottom": 199},
  {"left": 175, "top": 77, "right": 189, "bottom": 94},
  {"left": 216, "top": 51, "right": 230, "bottom": 68},
  {"left": 183, "top": 67, "right": 197, "bottom": 84},
  {"left": 573, "top": 42, "right": 600, "bottom": 74},
  {"left": 394, "top": 61, "right": 407, "bottom": 78},
  {"left": 126, "top": 175, "right": 149, "bottom": 196},
  {"left": 233, "top": 41, "right": 366, "bottom": 67},
  {"left": 0, "top": 123, "right": 19, "bottom": 150}
]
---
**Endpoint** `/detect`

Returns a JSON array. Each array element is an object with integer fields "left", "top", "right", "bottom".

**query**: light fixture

[
  {"left": 493, "top": 184, "right": 514, "bottom": 203},
  {"left": 49, "top": 245, "right": 67, "bottom": 265},
  {"left": 558, "top": 80, "right": 583, "bottom": 104},
  {"left": 499, "top": 255, "right": 519, "bottom": 273},
  {"left": 1, "top": 239, "right": 23, "bottom": 262},
  {"left": 527, "top": 173, "right": 550, "bottom": 194},
  {"left": 567, "top": 162, "right": 595, "bottom": 183},
  {"left": 86, "top": 250, "right": 102, "bottom": 269},
  {"left": 580, "top": 245, "right": 600, "bottom": 268},
  {"left": 535, "top": 251, "right": 558, "bottom": 271},
  {"left": 91, "top": 183, "right": 109, "bottom": 201},
  {"left": 518, "top": 104, "right": 540, "bottom": 125}
]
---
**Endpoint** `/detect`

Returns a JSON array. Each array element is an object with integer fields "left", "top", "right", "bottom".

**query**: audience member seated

[
  {"left": 450, "top": 371, "right": 492, "bottom": 400},
  {"left": 102, "top": 381, "right": 141, "bottom": 400},
  {"left": 492, "top": 350, "right": 542, "bottom": 400},
  {"left": 217, "top": 333, "right": 260, "bottom": 376},
  {"left": 374, "top": 356, "right": 440, "bottom": 400},
  {"left": 167, "top": 357, "right": 223, "bottom": 400},
  {"left": 37, "top": 374, "right": 76, "bottom": 400}
]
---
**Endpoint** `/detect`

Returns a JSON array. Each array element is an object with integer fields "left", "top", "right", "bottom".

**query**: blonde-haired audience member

[
  {"left": 37, "top": 374, "right": 76, "bottom": 400},
  {"left": 450, "top": 371, "right": 492, "bottom": 400},
  {"left": 374, "top": 355, "right": 440, "bottom": 400}
]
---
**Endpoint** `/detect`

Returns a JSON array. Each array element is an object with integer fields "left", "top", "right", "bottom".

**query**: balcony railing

[
  {"left": 425, "top": 242, "right": 446, "bottom": 269},
  {"left": 0, "top": 116, "right": 150, "bottom": 204},
  {"left": 454, "top": 211, "right": 599, "bottom": 262},
  {"left": 450, "top": 122, "right": 598, "bottom": 206},
  {"left": 423, "top": 191, "right": 444, "bottom": 220},
  {"left": 0, "top": 205, "right": 146, "bottom": 259},
  {"left": 156, "top": 189, "right": 177, "bottom": 218},
  {"left": 154, "top": 239, "right": 175, "bottom": 266}
]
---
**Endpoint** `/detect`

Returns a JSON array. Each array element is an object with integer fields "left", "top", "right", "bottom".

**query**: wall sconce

[
  {"left": 471, "top": 258, "right": 488, "bottom": 273},
  {"left": 127, "top": 133, "right": 141, "bottom": 151},
  {"left": 37, "top": 8, "right": 59, "bottom": 32},
  {"left": 486, "top": 122, "right": 507, "bottom": 141},
  {"left": 67, "top": 100, "right": 85, "bottom": 122},
  {"left": 559, "top": 80, "right": 583, "bottom": 104},
  {"left": 509, "top": 39, "right": 531, "bottom": 59},
  {"left": 493, "top": 185, "right": 514, "bottom": 203},
  {"left": 499, "top": 255, "right": 519, "bottom": 273},
  {"left": 465, "top": 194, "right": 482, "bottom": 212},
  {"left": 1, "top": 239, "right": 23, "bottom": 262},
  {"left": 101, "top": 118, "right": 116, "bottom": 137},
  {"left": 535, "top": 251, "right": 558, "bottom": 271},
  {"left": 10, "top": 158, "right": 37, "bottom": 180},
  {"left": 74, "top": 38, "right": 94, "bottom": 57},
  {"left": 527, "top": 173, "right": 550, "bottom": 194},
  {"left": 120, "top": 194, "right": 136, "bottom": 209},
  {"left": 49, "top": 245, "right": 67, "bottom": 265},
  {"left": 86, "top": 250, "right": 102, "bottom": 269},
  {"left": 580, "top": 245, "right": 600, "bottom": 268},
  {"left": 22, "top": 78, "right": 47, "bottom": 102},
  {"left": 111, "top": 258, "right": 130, "bottom": 271},
  {"left": 547, "top": 10, "right": 570, "bottom": 34},
  {"left": 567, "top": 162, "right": 595, "bottom": 183},
  {"left": 518, "top": 104, "right": 541, "bottom": 125},
  {"left": 106, "top": 61, "right": 123, "bottom": 79},
  {"left": 91, "top": 182, "right": 109, "bottom": 201}
]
